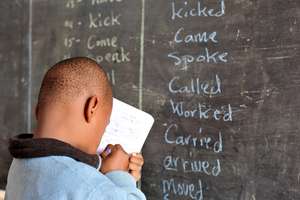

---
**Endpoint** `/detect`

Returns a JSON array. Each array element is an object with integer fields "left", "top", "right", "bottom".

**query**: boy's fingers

[
  {"left": 132, "top": 153, "right": 143, "bottom": 159},
  {"left": 113, "top": 144, "right": 128, "bottom": 155},
  {"left": 130, "top": 157, "right": 144, "bottom": 166},
  {"left": 130, "top": 154, "right": 144, "bottom": 165},
  {"left": 129, "top": 162, "right": 142, "bottom": 171},
  {"left": 101, "top": 144, "right": 114, "bottom": 158},
  {"left": 130, "top": 170, "right": 141, "bottom": 181}
]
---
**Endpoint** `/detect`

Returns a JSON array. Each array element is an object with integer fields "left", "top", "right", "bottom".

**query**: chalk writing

[
  {"left": 91, "top": 0, "right": 123, "bottom": 5},
  {"left": 65, "top": 0, "right": 83, "bottom": 8},
  {"left": 164, "top": 123, "right": 223, "bottom": 152},
  {"left": 64, "top": 36, "right": 81, "bottom": 48},
  {"left": 174, "top": 28, "right": 218, "bottom": 44},
  {"left": 168, "top": 48, "right": 228, "bottom": 70},
  {"left": 169, "top": 99, "right": 233, "bottom": 121},
  {"left": 168, "top": 74, "right": 222, "bottom": 96},
  {"left": 171, "top": 0, "right": 225, "bottom": 20},
  {"left": 163, "top": 155, "right": 221, "bottom": 176},
  {"left": 87, "top": 35, "right": 118, "bottom": 49},
  {"left": 88, "top": 12, "right": 121, "bottom": 29},
  {"left": 162, "top": 178, "right": 203, "bottom": 200},
  {"left": 159, "top": 0, "right": 229, "bottom": 198},
  {"left": 61, "top": 0, "right": 134, "bottom": 88},
  {"left": 87, "top": 47, "right": 130, "bottom": 63}
]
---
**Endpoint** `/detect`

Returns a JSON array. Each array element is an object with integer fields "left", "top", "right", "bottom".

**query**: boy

[{"left": 5, "top": 57, "right": 146, "bottom": 200}]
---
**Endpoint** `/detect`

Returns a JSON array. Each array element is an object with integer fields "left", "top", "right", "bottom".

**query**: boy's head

[{"left": 35, "top": 57, "right": 112, "bottom": 154}]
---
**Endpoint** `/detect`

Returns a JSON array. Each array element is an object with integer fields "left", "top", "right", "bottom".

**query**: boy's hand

[
  {"left": 129, "top": 153, "right": 144, "bottom": 181},
  {"left": 100, "top": 144, "right": 129, "bottom": 174}
]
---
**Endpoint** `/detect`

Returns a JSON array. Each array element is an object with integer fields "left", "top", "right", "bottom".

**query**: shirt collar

[{"left": 9, "top": 133, "right": 100, "bottom": 169}]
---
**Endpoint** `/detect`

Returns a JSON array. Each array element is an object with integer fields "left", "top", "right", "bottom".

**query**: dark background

[
  {"left": 0, "top": 0, "right": 299, "bottom": 199},
  {"left": 0, "top": 0, "right": 28, "bottom": 189}
]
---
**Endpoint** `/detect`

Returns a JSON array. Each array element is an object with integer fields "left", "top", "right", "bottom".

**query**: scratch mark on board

[
  {"left": 267, "top": 55, "right": 294, "bottom": 60},
  {"left": 264, "top": 137, "right": 269, "bottom": 152},
  {"left": 236, "top": 29, "right": 240, "bottom": 40}
]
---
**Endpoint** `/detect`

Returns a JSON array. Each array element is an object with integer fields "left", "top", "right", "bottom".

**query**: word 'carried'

[{"left": 164, "top": 123, "right": 223, "bottom": 153}]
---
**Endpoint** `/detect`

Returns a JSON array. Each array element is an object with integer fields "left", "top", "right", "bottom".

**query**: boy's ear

[{"left": 84, "top": 96, "right": 99, "bottom": 123}]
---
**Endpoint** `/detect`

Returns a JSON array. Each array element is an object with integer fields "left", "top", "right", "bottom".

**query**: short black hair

[{"left": 37, "top": 57, "right": 112, "bottom": 107}]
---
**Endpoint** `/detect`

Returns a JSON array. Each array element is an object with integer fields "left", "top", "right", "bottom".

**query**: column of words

[
  {"left": 63, "top": 0, "right": 130, "bottom": 85},
  {"left": 161, "top": 1, "right": 228, "bottom": 200}
]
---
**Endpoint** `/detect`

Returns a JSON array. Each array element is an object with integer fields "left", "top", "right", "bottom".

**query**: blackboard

[
  {"left": 0, "top": 0, "right": 28, "bottom": 189},
  {"left": 0, "top": 0, "right": 300, "bottom": 199},
  {"left": 141, "top": 1, "right": 300, "bottom": 199}
]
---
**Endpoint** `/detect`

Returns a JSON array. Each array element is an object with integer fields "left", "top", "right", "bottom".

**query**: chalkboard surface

[
  {"left": 0, "top": 0, "right": 300, "bottom": 199},
  {"left": 0, "top": 0, "right": 28, "bottom": 189},
  {"left": 141, "top": 1, "right": 300, "bottom": 199},
  {"left": 31, "top": 0, "right": 142, "bottom": 115}
]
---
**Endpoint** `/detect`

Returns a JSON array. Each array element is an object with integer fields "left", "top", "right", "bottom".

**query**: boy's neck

[{"left": 34, "top": 128, "right": 93, "bottom": 154}]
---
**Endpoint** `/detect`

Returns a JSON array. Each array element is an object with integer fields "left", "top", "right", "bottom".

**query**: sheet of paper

[{"left": 97, "top": 98, "right": 154, "bottom": 154}]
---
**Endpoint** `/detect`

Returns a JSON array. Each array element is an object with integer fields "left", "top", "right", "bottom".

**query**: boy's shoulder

[
  {"left": 7, "top": 156, "right": 117, "bottom": 200},
  {"left": 35, "top": 156, "right": 114, "bottom": 188}
]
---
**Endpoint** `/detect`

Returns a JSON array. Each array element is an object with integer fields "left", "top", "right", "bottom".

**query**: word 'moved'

[{"left": 162, "top": 178, "right": 203, "bottom": 200}]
